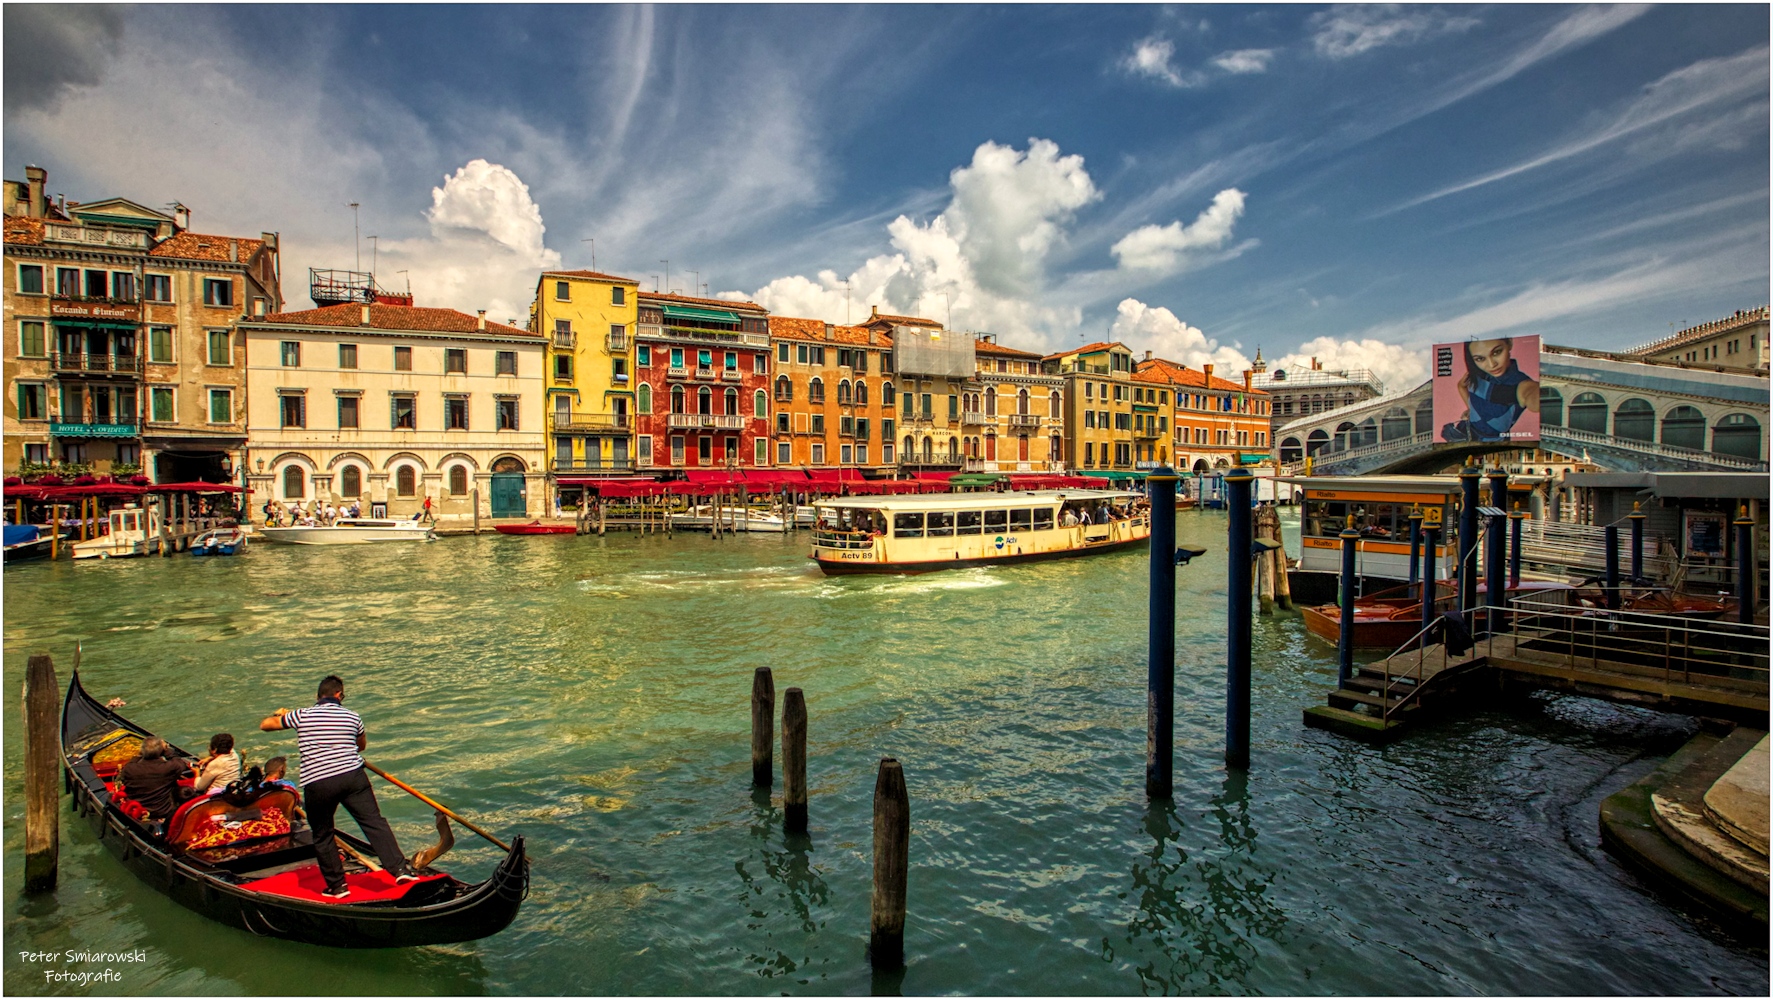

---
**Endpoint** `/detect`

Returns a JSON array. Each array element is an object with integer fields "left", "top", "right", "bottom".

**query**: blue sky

[{"left": 7, "top": 4, "right": 1767, "bottom": 390}]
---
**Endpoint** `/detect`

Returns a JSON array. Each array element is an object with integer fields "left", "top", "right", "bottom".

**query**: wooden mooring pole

[
  {"left": 750, "top": 668, "right": 775, "bottom": 787},
  {"left": 1225, "top": 469, "right": 1255, "bottom": 769},
  {"left": 869, "top": 757, "right": 909, "bottom": 968},
  {"left": 24, "top": 653, "right": 60, "bottom": 892},
  {"left": 1145, "top": 467, "right": 1177, "bottom": 799},
  {"left": 472, "top": 488, "right": 481, "bottom": 535},
  {"left": 782, "top": 687, "right": 807, "bottom": 833}
]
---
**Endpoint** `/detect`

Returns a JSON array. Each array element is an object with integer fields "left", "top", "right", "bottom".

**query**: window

[
  {"left": 697, "top": 385, "right": 713, "bottom": 415},
  {"left": 778, "top": 342, "right": 790, "bottom": 363},
  {"left": 671, "top": 385, "right": 685, "bottom": 414},
  {"left": 837, "top": 380, "right": 852, "bottom": 405},
  {"left": 18, "top": 321, "right": 45, "bottom": 357},
  {"left": 671, "top": 436, "right": 686, "bottom": 465},
  {"left": 55, "top": 268, "right": 78, "bottom": 297},
  {"left": 17, "top": 383, "right": 44, "bottom": 419},
  {"left": 883, "top": 441, "right": 895, "bottom": 463},
  {"left": 446, "top": 348, "right": 467, "bottom": 374},
  {"left": 638, "top": 436, "right": 653, "bottom": 466},
  {"left": 280, "top": 393, "right": 306, "bottom": 428},
  {"left": 208, "top": 389, "right": 232, "bottom": 424},
  {"left": 948, "top": 394, "right": 958, "bottom": 419},
  {"left": 279, "top": 341, "right": 300, "bottom": 367},
  {"left": 17, "top": 264, "right": 43, "bottom": 294},
  {"left": 697, "top": 437, "right": 712, "bottom": 463},
  {"left": 920, "top": 393, "right": 933, "bottom": 419},
  {"left": 809, "top": 378, "right": 825, "bottom": 403},
  {"left": 775, "top": 376, "right": 793, "bottom": 402},
  {"left": 203, "top": 278, "right": 233, "bottom": 307},
  {"left": 497, "top": 397, "right": 519, "bottom": 430},
  {"left": 209, "top": 331, "right": 233, "bottom": 366},
  {"left": 396, "top": 466, "right": 417, "bottom": 496},
  {"left": 394, "top": 346, "right": 413, "bottom": 371},
  {"left": 797, "top": 344, "right": 809, "bottom": 365},
  {"left": 339, "top": 343, "right": 358, "bottom": 369},
  {"left": 811, "top": 414, "right": 825, "bottom": 434},
  {"left": 698, "top": 349, "right": 713, "bottom": 369},
  {"left": 778, "top": 440, "right": 792, "bottom": 464},
  {"left": 85, "top": 269, "right": 108, "bottom": 298},
  {"left": 810, "top": 443, "right": 825, "bottom": 465},
  {"left": 883, "top": 382, "right": 895, "bottom": 406},
  {"left": 446, "top": 395, "right": 470, "bottom": 430},
  {"left": 638, "top": 384, "right": 653, "bottom": 414},
  {"left": 150, "top": 387, "right": 174, "bottom": 422},
  {"left": 756, "top": 438, "right": 768, "bottom": 465},
  {"left": 809, "top": 346, "right": 825, "bottom": 366},
  {"left": 638, "top": 345, "right": 651, "bottom": 367},
  {"left": 283, "top": 466, "right": 305, "bottom": 499},
  {"left": 554, "top": 354, "right": 572, "bottom": 381},
  {"left": 725, "top": 387, "right": 738, "bottom": 414},
  {"left": 855, "top": 381, "right": 868, "bottom": 406},
  {"left": 391, "top": 394, "right": 416, "bottom": 429},
  {"left": 840, "top": 444, "right": 853, "bottom": 464},
  {"left": 113, "top": 272, "right": 137, "bottom": 301},
  {"left": 613, "top": 358, "right": 628, "bottom": 382},
  {"left": 340, "top": 466, "right": 362, "bottom": 497},
  {"left": 556, "top": 280, "right": 571, "bottom": 301},
  {"left": 855, "top": 443, "right": 868, "bottom": 464},
  {"left": 754, "top": 389, "right": 767, "bottom": 419},
  {"left": 856, "top": 418, "right": 870, "bottom": 441},
  {"left": 337, "top": 394, "right": 360, "bottom": 429},
  {"left": 144, "top": 274, "right": 171, "bottom": 302},
  {"left": 753, "top": 353, "right": 766, "bottom": 375},
  {"left": 671, "top": 347, "right": 684, "bottom": 369},
  {"left": 724, "top": 351, "right": 737, "bottom": 371},
  {"left": 611, "top": 285, "right": 625, "bottom": 305},
  {"left": 493, "top": 350, "right": 516, "bottom": 376},
  {"left": 449, "top": 466, "right": 469, "bottom": 495}
]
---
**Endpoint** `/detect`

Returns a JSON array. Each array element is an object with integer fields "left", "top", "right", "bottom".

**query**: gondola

[{"left": 61, "top": 672, "right": 528, "bottom": 947}]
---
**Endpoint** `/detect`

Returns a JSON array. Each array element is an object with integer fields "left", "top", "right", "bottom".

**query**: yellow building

[
  {"left": 1042, "top": 341, "right": 1136, "bottom": 472},
  {"left": 531, "top": 269, "right": 640, "bottom": 488}
]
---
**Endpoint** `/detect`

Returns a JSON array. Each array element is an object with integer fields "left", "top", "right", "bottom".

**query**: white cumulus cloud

[
  {"left": 1272, "top": 336, "right": 1428, "bottom": 392},
  {"left": 1108, "top": 298, "right": 1252, "bottom": 373},
  {"left": 380, "top": 159, "right": 562, "bottom": 323},
  {"left": 1122, "top": 35, "right": 1195, "bottom": 87},
  {"left": 1211, "top": 49, "right": 1274, "bottom": 74},
  {"left": 1110, "top": 188, "right": 1247, "bottom": 273},
  {"left": 1310, "top": 4, "right": 1479, "bottom": 59}
]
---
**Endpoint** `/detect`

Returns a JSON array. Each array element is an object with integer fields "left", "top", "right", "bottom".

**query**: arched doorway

[
  {"left": 1660, "top": 405, "right": 1705, "bottom": 450},
  {"left": 1713, "top": 413, "right": 1762, "bottom": 460},
  {"left": 490, "top": 456, "right": 528, "bottom": 517},
  {"left": 1613, "top": 398, "right": 1654, "bottom": 442},
  {"left": 1380, "top": 408, "right": 1411, "bottom": 441},
  {"left": 1539, "top": 387, "right": 1564, "bottom": 427},
  {"left": 1568, "top": 393, "right": 1607, "bottom": 433}
]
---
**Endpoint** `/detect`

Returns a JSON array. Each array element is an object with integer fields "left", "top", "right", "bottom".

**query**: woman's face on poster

[{"left": 1468, "top": 339, "right": 1512, "bottom": 377}]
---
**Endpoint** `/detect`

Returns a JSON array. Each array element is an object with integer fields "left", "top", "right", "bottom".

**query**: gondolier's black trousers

[{"left": 305, "top": 767, "right": 407, "bottom": 889}]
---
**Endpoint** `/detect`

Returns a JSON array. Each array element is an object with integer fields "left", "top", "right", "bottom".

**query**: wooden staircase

[{"left": 1303, "top": 640, "right": 1487, "bottom": 743}]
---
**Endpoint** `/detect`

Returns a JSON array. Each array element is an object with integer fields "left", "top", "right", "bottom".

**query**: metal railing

[
  {"left": 552, "top": 459, "right": 637, "bottom": 473},
  {"left": 554, "top": 331, "right": 576, "bottom": 348},
  {"left": 51, "top": 353, "right": 144, "bottom": 375},
  {"left": 667, "top": 414, "right": 745, "bottom": 430},
  {"left": 1544, "top": 425, "right": 1766, "bottom": 471},
  {"left": 811, "top": 530, "right": 877, "bottom": 551},
  {"left": 552, "top": 412, "right": 630, "bottom": 432},
  {"left": 1503, "top": 587, "right": 1769, "bottom": 691},
  {"left": 1008, "top": 413, "right": 1042, "bottom": 427},
  {"left": 607, "top": 333, "right": 627, "bottom": 352}
]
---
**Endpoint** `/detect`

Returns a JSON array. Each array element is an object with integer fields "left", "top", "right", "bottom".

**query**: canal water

[{"left": 3, "top": 513, "right": 1766, "bottom": 995}]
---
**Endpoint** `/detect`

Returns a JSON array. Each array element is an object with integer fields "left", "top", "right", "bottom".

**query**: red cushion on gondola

[{"left": 239, "top": 865, "right": 447, "bottom": 903}]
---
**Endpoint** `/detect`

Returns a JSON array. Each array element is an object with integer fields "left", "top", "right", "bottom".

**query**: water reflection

[
  {"left": 1122, "top": 771, "right": 1288, "bottom": 994},
  {"left": 732, "top": 792, "right": 831, "bottom": 982}
]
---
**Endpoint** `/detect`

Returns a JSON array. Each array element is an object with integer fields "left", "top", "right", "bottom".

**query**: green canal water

[{"left": 3, "top": 513, "right": 1766, "bottom": 995}]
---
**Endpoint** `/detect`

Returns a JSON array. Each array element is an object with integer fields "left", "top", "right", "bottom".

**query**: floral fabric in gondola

[{"left": 183, "top": 811, "right": 291, "bottom": 850}]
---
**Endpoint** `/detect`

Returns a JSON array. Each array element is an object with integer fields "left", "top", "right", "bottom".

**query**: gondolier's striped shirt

[{"left": 279, "top": 702, "right": 365, "bottom": 787}]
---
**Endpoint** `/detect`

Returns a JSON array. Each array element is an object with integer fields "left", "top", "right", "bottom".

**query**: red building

[{"left": 633, "top": 291, "right": 772, "bottom": 471}]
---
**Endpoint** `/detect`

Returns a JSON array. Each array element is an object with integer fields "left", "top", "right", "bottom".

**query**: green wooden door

[{"left": 489, "top": 473, "right": 527, "bottom": 517}]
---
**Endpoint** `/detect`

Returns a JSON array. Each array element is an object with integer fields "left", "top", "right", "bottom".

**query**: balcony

[
  {"left": 667, "top": 414, "right": 746, "bottom": 430},
  {"left": 52, "top": 353, "right": 144, "bottom": 376},
  {"left": 667, "top": 366, "right": 689, "bottom": 379},
  {"left": 720, "top": 369, "right": 743, "bottom": 382},
  {"left": 607, "top": 333, "right": 627, "bottom": 352},
  {"left": 636, "top": 323, "right": 770, "bottom": 349},
  {"left": 1135, "top": 425, "right": 1162, "bottom": 440},
  {"left": 961, "top": 412, "right": 988, "bottom": 426},
  {"left": 1007, "top": 413, "right": 1042, "bottom": 428},
  {"left": 553, "top": 412, "right": 631, "bottom": 433},
  {"left": 50, "top": 419, "right": 138, "bottom": 439},
  {"left": 44, "top": 224, "right": 148, "bottom": 250},
  {"left": 552, "top": 459, "right": 637, "bottom": 474},
  {"left": 694, "top": 367, "right": 717, "bottom": 380},
  {"left": 553, "top": 331, "right": 576, "bottom": 349}
]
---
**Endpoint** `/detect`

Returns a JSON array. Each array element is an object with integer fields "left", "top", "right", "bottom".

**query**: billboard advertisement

[{"left": 1433, "top": 335, "right": 1542, "bottom": 443}]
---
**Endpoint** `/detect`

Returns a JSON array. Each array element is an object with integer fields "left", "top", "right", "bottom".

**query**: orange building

[
  {"left": 766, "top": 317, "right": 897, "bottom": 470},
  {"left": 1132, "top": 355, "right": 1272, "bottom": 472}
]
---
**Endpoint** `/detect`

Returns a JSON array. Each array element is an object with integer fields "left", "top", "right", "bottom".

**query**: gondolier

[{"left": 261, "top": 675, "right": 414, "bottom": 898}]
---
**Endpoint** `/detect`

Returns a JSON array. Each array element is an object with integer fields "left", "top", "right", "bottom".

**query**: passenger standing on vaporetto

[{"left": 260, "top": 675, "right": 414, "bottom": 898}]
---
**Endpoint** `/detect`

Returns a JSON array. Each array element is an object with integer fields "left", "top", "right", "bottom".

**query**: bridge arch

[
  {"left": 1713, "top": 413, "right": 1762, "bottom": 460},
  {"left": 1380, "top": 407, "right": 1411, "bottom": 441},
  {"left": 1306, "top": 429, "right": 1330, "bottom": 456},
  {"left": 1660, "top": 405, "right": 1706, "bottom": 450},
  {"left": 1279, "top": 436, "right": 1303, "bottom": 464},
  {"left": 1568, "top": 392, "right": 1608, "bottom": 433},
  {"left": 1613, "top": 398, "right": 1655, "bottom": 442},
  {"left": 1414, "top": 398, "right": 1433, "bottom": 434},
  {"left": 1334, "top": 421, "right": 1356, "bottom": 450},
  {"left": 1539, "top": 387, "right": 1563, "bottom": 426}
]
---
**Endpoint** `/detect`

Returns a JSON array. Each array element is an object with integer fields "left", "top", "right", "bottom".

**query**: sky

[{"left": 6, "top": 3, "right": 1767, "bottom": 392}]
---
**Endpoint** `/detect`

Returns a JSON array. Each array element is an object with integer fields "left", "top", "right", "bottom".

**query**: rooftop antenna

[
  {"left": 581, "top": 238, "right": 595, "bottom": 270},
  {"left": 397, "top": 270, "right": 410, "bottom": 295},
  {"left": 659, "top": 260, "right": 670, "bottom": 296},
  {"left": 843, "top": 279, "right": 851, "bottom": 324},
  {"left": 651, "top": 274, "right": 659, "bottom": 292},
  {"left": 944, "top": 291, "right": 952, "bottom": 329},
  {"left": 367, "top": 236, "right": 379, "bottom": 280},
  {"left": 347, "top": 202, "right": 360, "bottom": 271}
]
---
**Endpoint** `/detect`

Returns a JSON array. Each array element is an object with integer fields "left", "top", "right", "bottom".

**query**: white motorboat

[
  {"left": 257, "top": 517, "right": 436, "bottom": 544},
  {"left": 669, "top": 504, "right": 816, "bottom": 533},
  {"left": 72, "top": 505, "right": 163, "bottom": 560}
]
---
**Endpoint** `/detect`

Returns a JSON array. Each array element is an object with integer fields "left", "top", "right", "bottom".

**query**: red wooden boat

[
  {"left": 493, "top": 521, "right": 575, "bottom": 536},
  {"left": 1302, "top": 580, "right": 1576, "bottom": 649}
]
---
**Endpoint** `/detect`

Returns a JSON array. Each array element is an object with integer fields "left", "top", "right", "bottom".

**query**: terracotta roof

[
  {"left": 4, "top": 216, "right": 44, "bottom": 245},
  {"left": 1042, "top": 340, "right": 1130, "bottom": 361},
  {"left": 638, "top": 290, "right": 766, "bottom": 313},
  {"left": 1630, "top": 306, "right": 1769, "bottom": 355},
  {"left": 253, "top": 302, "right": 536, "bottom": 337},
  {"left": 972, "top": 338, "right": 1043, "bottom": 359},
  {"left": 542, "top": 269, "right": 641, "bottom": 285},
  {"left": 1133, "top": 357, "right": 1266, "bottom": 394},
  {"left": 767, "top": 316, "right": 888, "bottom": 347},
  {"left": 859, "top": 305, "right": 942, "bottom": 329},
  {"left": 148, "top": 232, "right": 265, "bottom": 263}
]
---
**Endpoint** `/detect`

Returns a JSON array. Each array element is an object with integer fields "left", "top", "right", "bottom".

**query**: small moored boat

[
  {"left": 60, "top": 672, "right": 527, "bottom": 947},
  {"left": 494, "top": 521, "right": 576, "bottom": 536},
  {"left": 810, "top": 489, "right": 1149, "bottom": 574},
  {"left": 258, "top": 518, "right": 436, "bottom": 544},
  {"left": 71, "top": 504, "right": 162, "bottom": 560},
  {"left": 1301, "top": 579, "right": 1576, "bottom": 648},
  {"left": 190, "top": 526, "right": 248, "bottom": 556},
  {"left": 670, "top": 504, "right": 815, "bottom": 533},
  {"left": 3, "top": 523, "right": 59, "bottom": 563}
]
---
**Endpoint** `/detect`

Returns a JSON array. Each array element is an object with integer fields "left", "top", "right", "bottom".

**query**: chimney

[
  {"left": 228, "top": 239, "right": 238, "bottom": 262},
  {"left": 24, "top": 165, "right": 45, "bottom": 218},
  {"left": 360, "top": 305, "right": 371, "bottom": 325},
  {"left": 1204, "top": 363, "right": 1214, "bottom": 382},
  {"left": 824, "top": 323, "right": 835, "bottom": 341},
  {"left": 1244, "top": 371, "right": 1252, "bottom": 392},
  {"left": 477, "top": 309, "right": 487, "bottom": 331},
  {"left": 172, "top": 203, "right": 189, "bottom": 230},
  {"left": 1144, "top": 350, "right": 1152, "bottom": 361},
  {"left": 1310, "top": 356, "right": 1319, "bottom": 370},
  {"left": 261, "top": 232, "right": 278, "bottom": 250}
]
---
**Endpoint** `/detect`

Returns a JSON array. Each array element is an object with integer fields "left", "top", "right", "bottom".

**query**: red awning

[
  {"left": 2, "top": 484, "right": 52, "bottom": 501},
  {"left": 590, "top": 481, "right": 669, "bottom": 498},
  {"left": 744, "top": 470, "right": 809, "bottom": 485},
  {"left": 45, "top": 483, "right": 149, "bottom": 497},
  {"left": 913, "top": 472, "right": 954, "bottom": 483},
  {"left": 683, "top": 470, "right": 738, "bottom": 484},
  {"left": 151, "top": 481, "right": 247, "bottom": 493}
]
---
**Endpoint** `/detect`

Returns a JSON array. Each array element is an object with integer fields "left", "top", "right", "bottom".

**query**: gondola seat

[{"left": 165, "top": 788, "right": 298, "bottom": 851}]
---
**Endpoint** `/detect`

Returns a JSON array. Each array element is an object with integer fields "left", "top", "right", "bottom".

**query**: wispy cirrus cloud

[
  {"left": 1121, "top": 35, "right": 1200, "bottom": 88},
  {"left": 1211, "top": 49, "right": 1275, "bottom": 74},
  {"left": 1309, "top": 4, "right": 1479, "bottom": 59}
]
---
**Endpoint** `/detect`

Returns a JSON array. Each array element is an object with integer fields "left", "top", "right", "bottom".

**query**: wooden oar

[{"left": 362, "top": 761, "right": 512, "bottom": 853}]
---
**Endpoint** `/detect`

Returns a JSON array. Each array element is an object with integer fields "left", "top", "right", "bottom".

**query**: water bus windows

[
  {"left": 927, "top": 512, "right": 955, "bottom": 538},
  {"left": 984, "top": 510, "right": 1008, "bottom": 530},
  {"left": 1303, "top": 499, "right": 1438, "bottom": 540},
  {"left": 956, "top": 511, "right": 983, "bottom": 535},
  {"left": 1031, "top": 508, "right": 1055, "bottom": 531},
  {"left": 893, "top": 512, "right": 925, "bottom": 538},
  {"left": 1009, "top": 509, "right": 1033, "bottom": 530}
]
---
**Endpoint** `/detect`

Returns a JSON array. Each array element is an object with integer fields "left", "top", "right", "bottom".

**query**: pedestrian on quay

[
  {"left": 259, "top": 675, "right": 414, "bottom": 899},
  {"left": 421, "top": 495, "right": 435, "bottom": 523}
]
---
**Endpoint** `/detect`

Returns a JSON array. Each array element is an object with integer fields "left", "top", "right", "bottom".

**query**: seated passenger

[
  {"left": 120, "top": 738, "right": 194, "bottom": 820},
  {"left": 192, "top": 733, "right": 242, "bottom": 795},
  {"left": 262, "top": 756, "right": 307, "bottom": 824}
]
